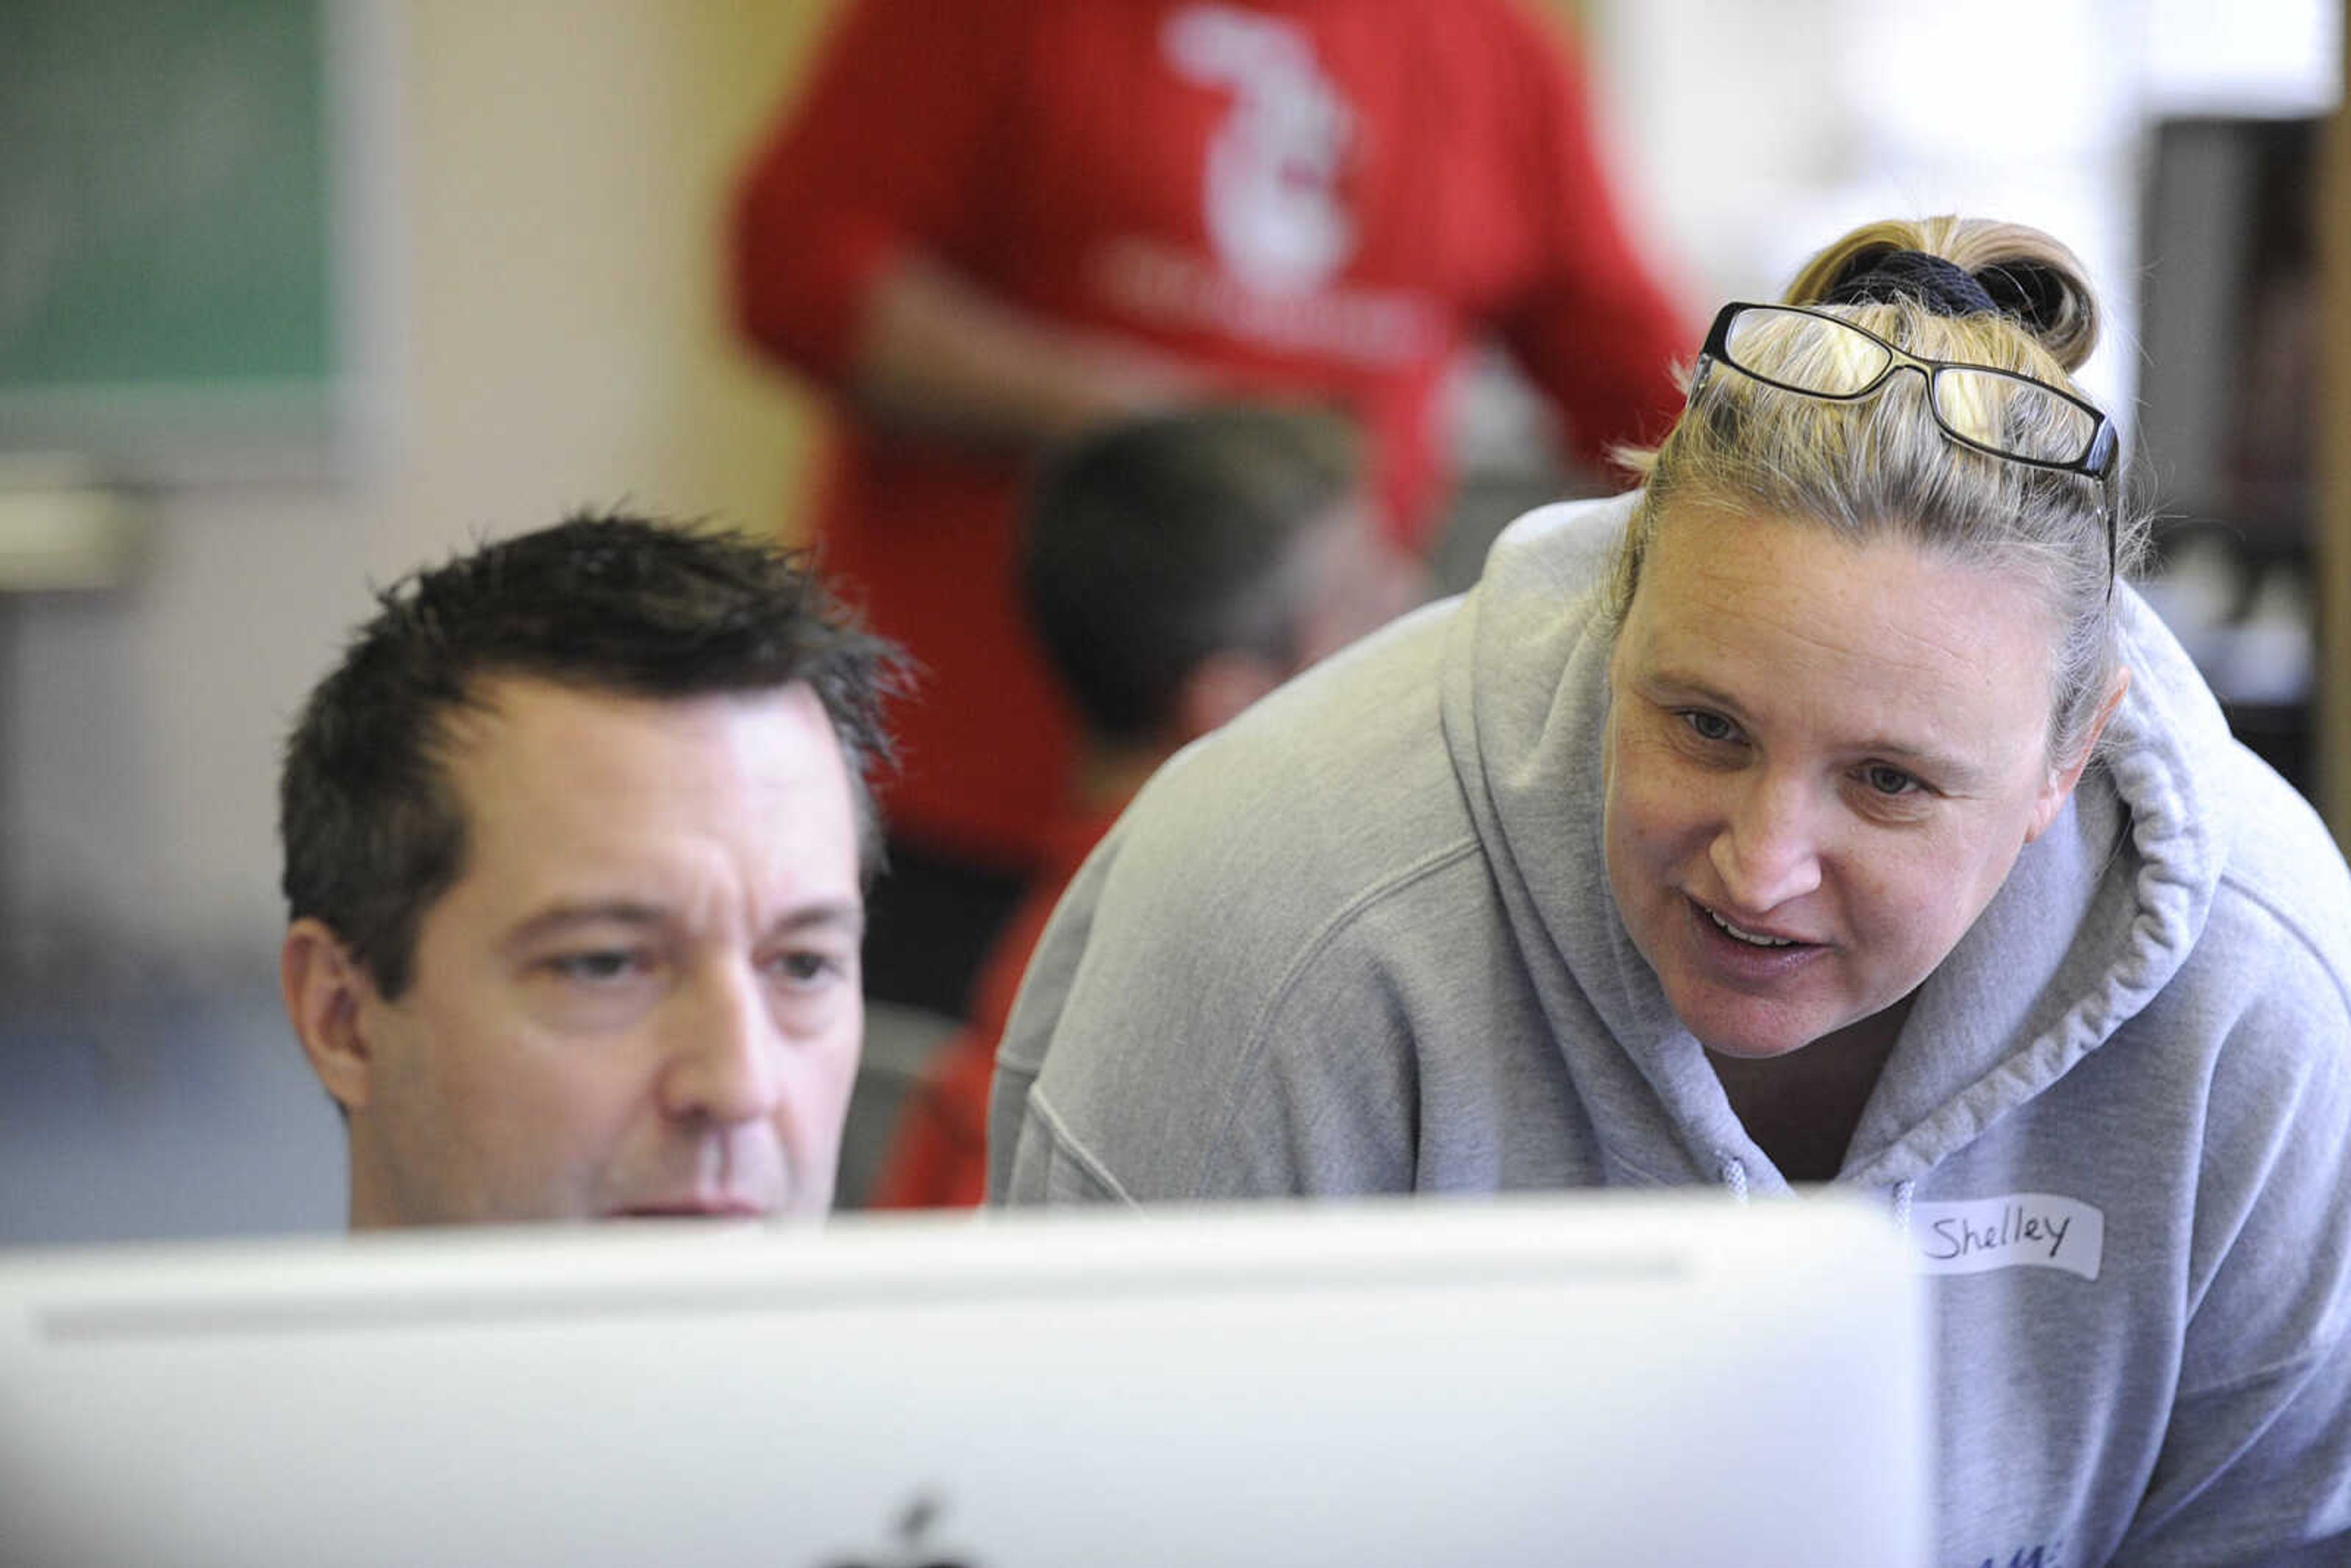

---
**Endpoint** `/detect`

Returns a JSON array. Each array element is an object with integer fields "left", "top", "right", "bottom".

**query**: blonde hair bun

[{"left": 1783, "top": 217, "right": 2099, "bottom": 373}]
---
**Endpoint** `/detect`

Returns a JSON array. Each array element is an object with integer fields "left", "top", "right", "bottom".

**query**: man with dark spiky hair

[{"left": 278, "top": 512, "right": 906, "bottom": 1228}]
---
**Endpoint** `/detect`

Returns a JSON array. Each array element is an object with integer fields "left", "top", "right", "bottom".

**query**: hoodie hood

[{"left": 1439, "top": 494, "right": 2233, "bottom": 1196}]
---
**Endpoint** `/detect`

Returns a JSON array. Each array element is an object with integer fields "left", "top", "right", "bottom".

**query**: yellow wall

[
  {"left": 394, "top": 0, "right": 840, "bottom": 547},
  {"left": 7, "top": 2, "right": 859, "bottom": 967}
]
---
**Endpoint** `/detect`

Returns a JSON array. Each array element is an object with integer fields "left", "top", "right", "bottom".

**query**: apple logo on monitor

[{"left": 819, "top": 1491, "right": 981, "bottom": 1568}]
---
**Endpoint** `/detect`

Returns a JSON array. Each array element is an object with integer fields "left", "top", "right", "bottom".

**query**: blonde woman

[{"left": 992, "top": 217, "right": 2351, "bottom": 1564}]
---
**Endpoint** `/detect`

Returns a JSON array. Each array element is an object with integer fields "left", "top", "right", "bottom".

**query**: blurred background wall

[
  {"left": 2, "top": 0, "right": 842, "bottom": 983},
  {"left": 0, "top": 0, "right": 2338, "bottom": 1243}
]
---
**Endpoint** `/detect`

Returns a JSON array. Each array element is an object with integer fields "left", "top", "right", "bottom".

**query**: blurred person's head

[
  {"left": 1025, "top": 403, "right": 1406, "bottom": 782},
  {"left": 1600, "top": 216, "right": 2146, "bottom": 1062},
  {"left": 277, "top": 512, "right": 905, "bottom": 1228}
]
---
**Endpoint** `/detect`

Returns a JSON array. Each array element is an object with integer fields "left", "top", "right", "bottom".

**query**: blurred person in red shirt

[
  {"left": 730, "top": 0, "right": 1694, "bottom": 1015},
  {"left": 872, "top": 404, "right": 1392, "bottom": 1207}
]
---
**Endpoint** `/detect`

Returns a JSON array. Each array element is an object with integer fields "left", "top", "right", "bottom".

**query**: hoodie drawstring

[
  {"left": 1711, "top": 1158, "right": 1916, "bottom": 1231},
  {"left": 1715, "top": 1154, "right": 1750, "bottom": 1202}
]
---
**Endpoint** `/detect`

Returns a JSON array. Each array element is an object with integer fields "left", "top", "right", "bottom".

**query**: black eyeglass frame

[{"left": 1692, "top": 300, "right": 2121, "bottom": 584}]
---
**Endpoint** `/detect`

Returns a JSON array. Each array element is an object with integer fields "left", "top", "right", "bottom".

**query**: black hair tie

[
  {"left": 1976, "top": 261, "right": 2069, "bottom": 334},
  {"left": 1824, "top": 249, "right": 1998, "bottom": 318}
]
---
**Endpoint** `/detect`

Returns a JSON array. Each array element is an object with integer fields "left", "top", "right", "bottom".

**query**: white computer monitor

[{"left": 0, "top": 1194, "right": 1928, "bottom": 1567}]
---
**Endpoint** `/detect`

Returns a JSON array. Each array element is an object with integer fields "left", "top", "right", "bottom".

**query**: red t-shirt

[
  {"left": 871, "top": 803, "right": 1123, "bottom": 1209},
  {"left": 733, "top": 0, "right": 1692, "bottom": 868}
]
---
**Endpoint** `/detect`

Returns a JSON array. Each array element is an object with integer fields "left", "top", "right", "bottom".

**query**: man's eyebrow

[
  {"left": 502, "top": 898, "right": 866, "bottom": 949},
  {"left": 772, "top": 901, "right": 865, "bottom": 940},
  {"left": 504, "top": 902, "right": 668, "bottom": 948}
]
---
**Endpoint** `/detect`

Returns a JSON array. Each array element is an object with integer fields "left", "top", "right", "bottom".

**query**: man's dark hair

[
  {"left": 1024, "top": 404, "right": 1362, "bottom": 745},
  {"left": 279, "top": 511, "right": 907, "bottom": 997}
]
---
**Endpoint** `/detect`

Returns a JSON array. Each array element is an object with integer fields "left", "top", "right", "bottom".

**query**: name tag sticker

[{"left": 1910, "top": 1193, "right": 2104, "bottom": 1281}]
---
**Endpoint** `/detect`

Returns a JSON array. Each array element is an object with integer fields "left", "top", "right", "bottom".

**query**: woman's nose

[{"left": 1710, "top": 772, "right": 1824, "bottom": 911}]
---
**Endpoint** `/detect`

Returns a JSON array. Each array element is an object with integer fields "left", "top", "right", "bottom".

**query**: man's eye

[
  {"left": 769, "top": 949, "right": 846, "bottom": 988},
  {"left": 1680, "top": 710, "right": 1739, "bottom": 744},
  {"left": 546, "top": 950, "right": 643, "bottom": 983}
]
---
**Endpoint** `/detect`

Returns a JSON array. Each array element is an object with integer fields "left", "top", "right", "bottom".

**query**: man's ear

[
  {"left": 2027, "top": 667, "right": 2131, "bottom": 844},
  {"left": 280, "top": 918, "right": 380, "bottom": 1114}
]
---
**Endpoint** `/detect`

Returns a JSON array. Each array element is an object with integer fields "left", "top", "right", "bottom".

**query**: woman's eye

[
  {"left": 1862, "top": 763, "right": 1919, "bottom": 797},
  {"left": 1680, "top": 710, "right": 1739, "bottom": 744}
]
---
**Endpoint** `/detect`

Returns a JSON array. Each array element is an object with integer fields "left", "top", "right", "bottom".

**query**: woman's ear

[
  {"left": 280, "top": 918, "right": 379, "bottom": 1112},
  {"left": 2027, "top": 667, "right": 2131, "bottom": 844}
]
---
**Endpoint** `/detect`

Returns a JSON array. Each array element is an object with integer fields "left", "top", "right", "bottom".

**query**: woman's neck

[{"left": 1706, "top": 996, "right": 1912, "bottom": 1184}]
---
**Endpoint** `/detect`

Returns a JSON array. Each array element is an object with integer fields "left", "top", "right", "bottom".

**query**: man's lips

[{"left": 607, "top": 1198, "right": 770, "bottom": 1220}]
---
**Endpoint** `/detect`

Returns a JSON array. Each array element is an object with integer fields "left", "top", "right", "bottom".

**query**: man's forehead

[{"left": 428, "top": 675, "right": 858, "bottom": 884}]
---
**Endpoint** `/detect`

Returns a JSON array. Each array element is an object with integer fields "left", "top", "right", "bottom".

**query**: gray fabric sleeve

[
  {"left": 2113, "top": 934, "right": 2351, "bottom": 1565},
  {"left": 982, "top": 783, "right": 1454, "bottom": 1206},
  {"left": 997, "top": 1079, "right": 1136, "bottom": 1206},
  {"left": 986, "top": 814, "right": 1127, "bottom": 1206}
]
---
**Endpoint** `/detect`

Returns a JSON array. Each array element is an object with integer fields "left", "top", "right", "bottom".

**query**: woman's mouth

[
  {"left": 1704, "top": 906, "right": 1799, "bottom": 948},
  {"left": 1684, "top": 897, "right": 1824, "bottom": 978}
]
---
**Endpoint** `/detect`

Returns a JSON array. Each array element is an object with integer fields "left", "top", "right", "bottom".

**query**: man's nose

[
  {"left": 1710, "top": 770, "right": 1824, "bottom": 911},
  {"left": 659, "top": 962, "right": 786, "bottom": 1126}
]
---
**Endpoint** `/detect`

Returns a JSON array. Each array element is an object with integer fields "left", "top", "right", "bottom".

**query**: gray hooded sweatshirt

[{"left": 990, "top": 494, "right": 2351, "bottom": 1567}]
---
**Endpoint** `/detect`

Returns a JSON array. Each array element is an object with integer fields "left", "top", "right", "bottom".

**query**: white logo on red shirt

[{"left": 1163, "top": 4, "right": 1357, "bottom": 298}]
